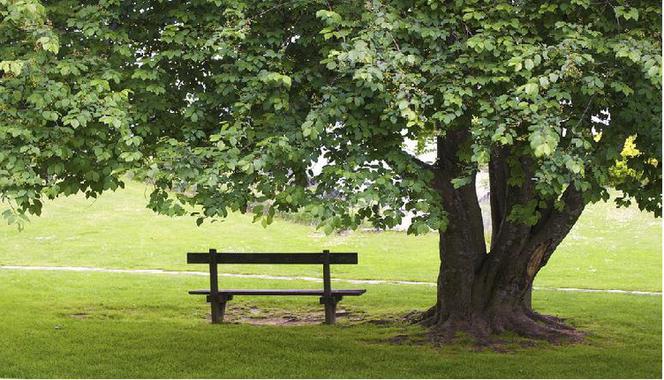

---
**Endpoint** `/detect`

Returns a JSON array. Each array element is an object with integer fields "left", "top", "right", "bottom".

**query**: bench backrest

[
  {"left": 188, "top": 249, "right": 357, "bottom": 300},
  {"left": 187, "top": 251, "right": 358, "bottom": 265}
]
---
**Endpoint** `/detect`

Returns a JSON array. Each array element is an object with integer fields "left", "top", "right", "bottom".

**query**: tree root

[
  {"left": 418, "top": 309, "right": 584, "bottom": 347},
  {"left": 505, "top": 311, "right": 584, "bottom": 343},
  {"left": 409, "top": 306, "right": 437, "bottom": 327},
  {"left": 525, "top": 309, "right": 576, "bottom": 331}
]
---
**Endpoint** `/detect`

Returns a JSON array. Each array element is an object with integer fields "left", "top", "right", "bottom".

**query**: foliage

[
  {"left": 135, "top": 0, "right": 663, "bottom": 230},
  {"left": 305, "top": 0, "right": 661, "bottom": 223},
  {"left": 2, "top": 0, "right": 661, "bottom": 232},
  {"left": 0, "top": 0, "right": 136, "bottom": 228}
]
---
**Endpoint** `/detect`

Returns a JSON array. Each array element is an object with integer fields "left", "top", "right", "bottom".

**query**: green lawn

[
  {"left": 0, "top": 270, "right": 660, "bottom": 378},
  {"left": 0, "top": 181, "right": 661, "bottom": 291},
  {"left": 0, "top": 181, "right": 661, "bottom": 378}
]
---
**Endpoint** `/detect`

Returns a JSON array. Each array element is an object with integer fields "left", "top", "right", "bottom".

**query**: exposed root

[
  {"left": 409, "top": 306, "right": 437, "bottom": 327},
  {"left": 525, "top": 309, "right": 577, "bottom": 331},
  {"left": 426, "top": 318, "right": 493, "bottom": 346},
  {"left": 418, "top": 308, "right": 584, "bottom": 347},
  {"left": 506, "top": 312, "right": 584, "bottom": 343}
]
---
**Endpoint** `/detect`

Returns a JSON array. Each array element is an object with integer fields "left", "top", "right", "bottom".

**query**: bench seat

[{"left": 189, "top": 289, "right": 366, "bottom": 296}]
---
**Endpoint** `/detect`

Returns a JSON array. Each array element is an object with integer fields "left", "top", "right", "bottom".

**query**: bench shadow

[{"left": 206, "top": 303, "right": 370, "bottom": 326}]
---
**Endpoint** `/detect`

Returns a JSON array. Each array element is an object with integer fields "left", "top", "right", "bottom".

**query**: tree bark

[{"left": 419, "top": 135, "right": 587, "bottom": 343}]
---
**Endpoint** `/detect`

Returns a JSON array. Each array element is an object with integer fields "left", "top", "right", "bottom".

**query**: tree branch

[
  {"left": 488, "top": 145, "right": 509, "bottom": 251},
  {"left": 398, "top": 142, "right": 437, "bottom": 171}
]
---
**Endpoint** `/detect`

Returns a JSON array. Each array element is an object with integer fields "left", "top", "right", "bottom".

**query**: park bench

[{"left": 187, "top": 249, "right": 366, "bottom": 324}]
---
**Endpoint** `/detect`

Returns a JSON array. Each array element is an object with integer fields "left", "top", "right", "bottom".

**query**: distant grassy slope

[
  {"left": 0, "top": 270, "right": 660, "bottom": 378},
  {"left": 0, "top": 181, "right": 660, "bottom": 291},
  {"left": 541, "top": 198, "right": 662, "bottom": 291}
]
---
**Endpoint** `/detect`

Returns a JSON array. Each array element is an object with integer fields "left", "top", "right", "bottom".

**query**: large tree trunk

[{"left": 419, "top": 135, "right": 586, "bottom": 343}]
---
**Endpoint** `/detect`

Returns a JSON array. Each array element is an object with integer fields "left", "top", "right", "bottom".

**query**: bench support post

[
  {"left": 320, "top": 295, "right": 341, "bottom": 324},
  {"left": 324, "top": 302, "right": 336, "bottom": 324},
  {"left": 322, "top": 250, "right": 336, "bottom": 324},
  {"left": 207, "top": 294, "right": 232, "bottom": 323},
  {"left": 209, "top": 248, "right": 221, "bottom": 324}
]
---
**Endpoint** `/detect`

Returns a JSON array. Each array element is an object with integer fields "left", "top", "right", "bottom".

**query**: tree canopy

[
  {"left": 2, "top": 0, "right": 660, "bottom": 230},
  {"left": 136, "top": 0, "right": 663, "bottom": 232}
]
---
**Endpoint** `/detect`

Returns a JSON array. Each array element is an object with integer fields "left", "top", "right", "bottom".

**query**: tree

[{"left": 3, "top": 1, "right": 660, "bottom": 341}]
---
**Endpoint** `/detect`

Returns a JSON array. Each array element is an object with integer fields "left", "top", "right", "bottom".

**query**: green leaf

[
  {"left": 0, "top": 60, "right": 25, "bottom": 76},
  {"left": 41, "top": 111, "right": 58, "bottom": 121},
  {"left": 451, "top": 176, "right": 472, "bottom": 189},
  {"left": 523, "top": 83, "right": 539, "bottom": 96},
  {"left": 36, "top": 36, "right": 59, "bottom": 54},
  {"left": 524, "top": 58, "right": 534, "bottom": 71}
]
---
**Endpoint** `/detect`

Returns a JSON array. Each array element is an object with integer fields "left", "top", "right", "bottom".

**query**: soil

[{"left": 209, "top": 304, "right": 367, "bottom": 325}]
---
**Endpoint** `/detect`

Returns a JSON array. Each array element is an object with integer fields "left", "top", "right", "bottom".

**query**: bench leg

[
  {"left": 320, "top": 296, "right": 342, "bottom": 325},
  {"left": 324, "top": 302, "right": 336, "bottom": 324},
  {"left": 211, "top": 301, "right": 222, "bottom": 324},
  {"left": 209, "top": 295, "right": 230, "bottom": 324}
]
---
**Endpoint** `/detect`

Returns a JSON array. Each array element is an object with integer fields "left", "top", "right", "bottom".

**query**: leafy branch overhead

[
  {"left": 0, "top": 0, "right": 137, "bottom": 227},
  {"left": 1, "top": 0, "right": 661, "bottom": 233}
]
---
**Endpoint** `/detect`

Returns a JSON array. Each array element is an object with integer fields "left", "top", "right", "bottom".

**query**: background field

[
  {"left": 0, "top": 181, "right": 661, "bottom": 291},
  {"left": 0, "top": 181, "right": 661, "bottom": 378}
]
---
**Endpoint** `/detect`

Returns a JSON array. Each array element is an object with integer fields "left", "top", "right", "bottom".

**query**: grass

[
  {"left": 0, "top": 181, "right": 660, "bottom": 291},
  {"left": 0, "top": 269, "right": 660, "bottom": 378},
  {"left": 0, "top": 180, "right": 661, "bottom": 378}
]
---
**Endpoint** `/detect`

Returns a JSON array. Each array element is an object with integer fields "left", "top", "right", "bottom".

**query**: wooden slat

[
  {"left": 188, "top": 289, "right": 367, "bottom": 296},
  {"left": 208, "top": 248, "right": 221, "bottom": 323},
  {"left": 322, "top": 249, "right": 334, "bottom": 324},
  {"left": 187, "top": 252, "right": 358, "bottom": 264}
]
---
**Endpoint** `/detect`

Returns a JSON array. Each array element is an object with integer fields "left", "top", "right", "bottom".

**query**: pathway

[{"left": 1, "top": 264, "right": 660, "bottom": 296}]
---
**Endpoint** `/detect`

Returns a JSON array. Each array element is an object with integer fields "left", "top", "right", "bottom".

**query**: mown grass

[
  {"left": 0, "top": 181, "right": 661, "bottom": 291},
  {"left": 0, "top": 181, "right": 661, "bottom": 378},
  {"left": 0, "top": 269, "right": 660, "bottom": 378}
]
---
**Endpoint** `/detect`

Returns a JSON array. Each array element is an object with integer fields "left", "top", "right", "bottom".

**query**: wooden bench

[{"left": 187, "top": 249, "right": 366, "bottom": 324}]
